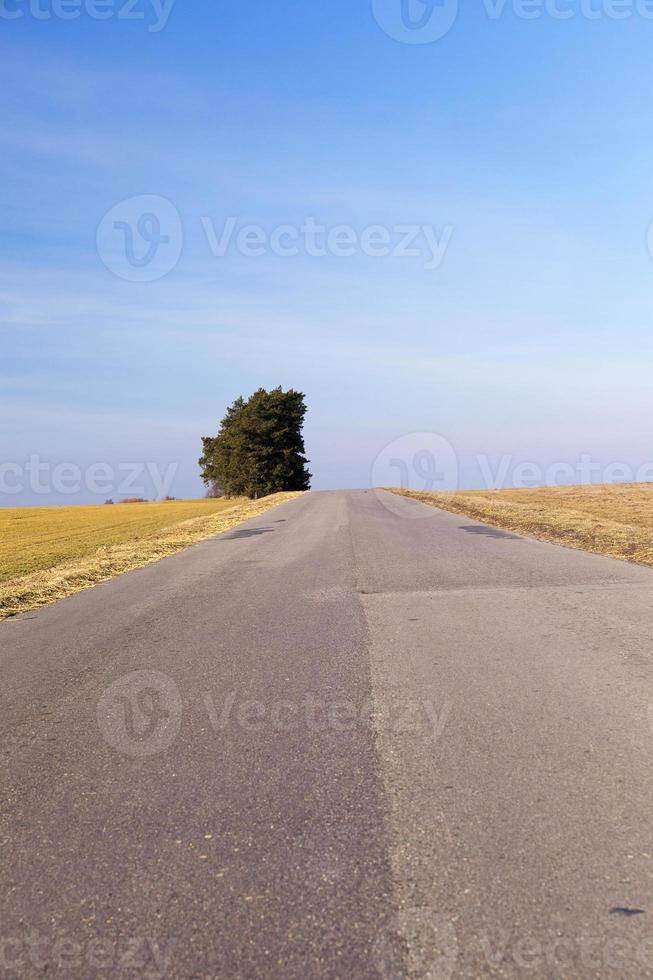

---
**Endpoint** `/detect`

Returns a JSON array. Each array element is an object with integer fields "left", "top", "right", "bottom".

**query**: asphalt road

[{"left": 1, "top": 489, "right": 652, "bottom": 979}]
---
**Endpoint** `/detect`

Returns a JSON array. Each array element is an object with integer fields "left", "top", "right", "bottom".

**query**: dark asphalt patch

[
  {"left": 223, "top": 527, "right": 275, "bottom": 538},
  {"left": 460, "top": 525, "right": 521, "bottom": 539}
]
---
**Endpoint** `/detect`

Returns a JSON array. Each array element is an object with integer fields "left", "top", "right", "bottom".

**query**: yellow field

[
  {"left": 0, "top": 494, "right": 301, "bottom": 619},
  {"left": 0, "top": 498, "right": 245, "bottom": 582},
  {"left": 389, "top": 483, "right": 653, "bottom": 568}
]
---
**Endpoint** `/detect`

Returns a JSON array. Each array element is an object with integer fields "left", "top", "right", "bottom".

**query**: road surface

[{"left": 1, "top": 490, "right": 652, "bottom": 978}]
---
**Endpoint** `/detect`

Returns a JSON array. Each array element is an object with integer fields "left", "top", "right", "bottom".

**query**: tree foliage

[{"left": 199, "top": 388, "right": 311, "bottom": 498}]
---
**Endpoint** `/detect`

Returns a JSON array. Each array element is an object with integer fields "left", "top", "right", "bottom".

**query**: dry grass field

[
  {"left": 1, "top": 498, "right": 248, "bottom": 582},
  {"left": 389, "top": 483, "right": 653, "bottom": 568},
  {"left": 0, "top": 494, "right": 301, "bottom": 619}
]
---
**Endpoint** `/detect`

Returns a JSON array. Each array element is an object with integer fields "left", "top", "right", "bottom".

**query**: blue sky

[{"left": 2, "top": 1, "right": 653, "bottom": 503}]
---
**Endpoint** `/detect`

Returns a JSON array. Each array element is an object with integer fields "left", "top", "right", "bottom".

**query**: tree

[
  {"left": 199, "top": 396, "right": 247, "bottom": 496},
  {"left": 199, "top": 388, "right": 311, "bottom": 498}
]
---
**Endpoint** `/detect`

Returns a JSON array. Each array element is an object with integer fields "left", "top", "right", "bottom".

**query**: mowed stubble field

[
  {"left": 1, "top": 498, "right": 241, "bottom": 581},
  {"left": 0, "top": 494, "right": 300, "bottom": 618},
  {"left": 390, "top": 482, "right": 653, "bottom": 568}
]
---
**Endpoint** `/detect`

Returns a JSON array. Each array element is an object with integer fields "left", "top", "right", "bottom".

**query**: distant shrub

[
  {"left": 104, "top": 499, "right": 115, "bottom": 505},
  {"left": 119, "top": 497, "right": 148, "bottom": 504},
  {"left": 162, "top": 495, "right": 176, "bottom": 501}
]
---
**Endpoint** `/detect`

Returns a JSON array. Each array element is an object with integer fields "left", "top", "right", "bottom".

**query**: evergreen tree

[{"left": 199, "top": 389, "right": 311, "bottom": 498}]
